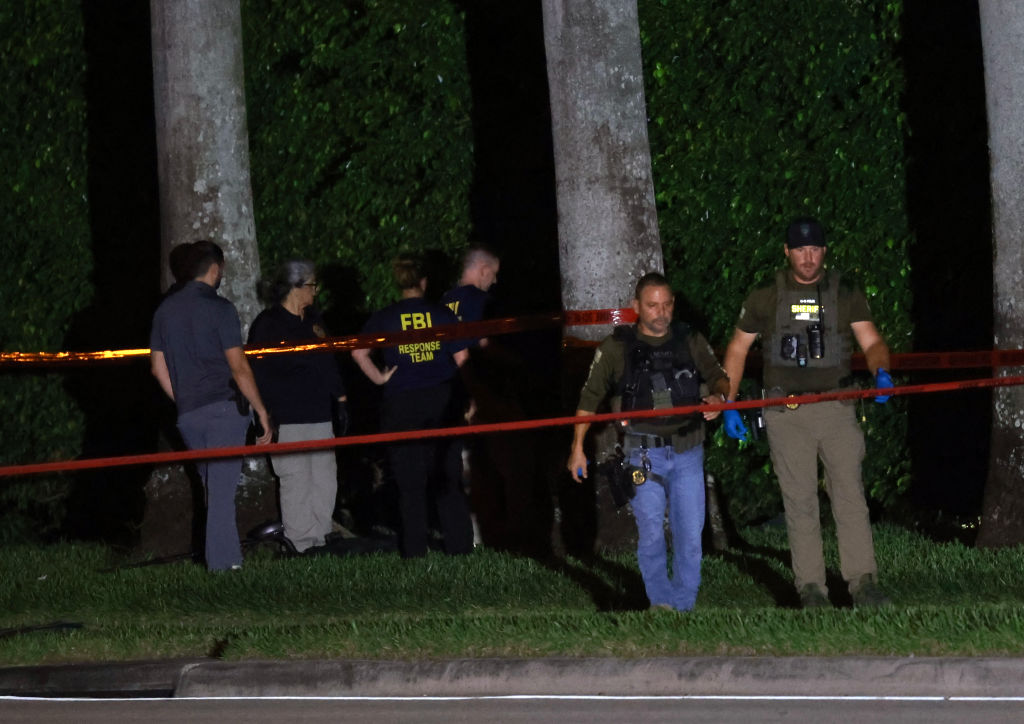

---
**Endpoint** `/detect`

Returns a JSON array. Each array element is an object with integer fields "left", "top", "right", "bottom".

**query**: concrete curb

[
  {"left": 4, "top": 656, "right": 1024, "bottom": 698},
  {"left": 172, "top": 656, "right": 1024, "bottom": 698},
  {"left": 0, "top": 658, "right": 206, "bottom": 698}
]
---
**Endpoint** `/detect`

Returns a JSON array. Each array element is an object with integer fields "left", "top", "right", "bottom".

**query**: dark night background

[{"left": 58, "top": 1, "right": 992, "bottom": 544}]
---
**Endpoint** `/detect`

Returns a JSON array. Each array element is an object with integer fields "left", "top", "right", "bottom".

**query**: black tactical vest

[
  {"left": 765, "top": 269, "right": 851, "bottom": 393},
  {"left": 614, "top": 322, "right": 702, "bottom": 430}
]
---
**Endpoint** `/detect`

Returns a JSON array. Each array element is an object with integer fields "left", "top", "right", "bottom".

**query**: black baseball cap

[{"left": 786, "top": 218, "right": 826, "bottom": 247}]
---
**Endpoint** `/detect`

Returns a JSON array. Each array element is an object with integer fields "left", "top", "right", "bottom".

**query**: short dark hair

[
  {"left": 169, "top": 242, "right": 197, "bottom": 284},
  {"left": 392, "top": 253, "right": 425, "bottom": 290},
  {"left": 190, "top": 240, "right": 224, "bottom": 279},
  {"left": 634, "top": 271, "right": 671, "bottom": 300}
]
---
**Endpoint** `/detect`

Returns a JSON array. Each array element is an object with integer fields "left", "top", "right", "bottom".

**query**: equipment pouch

[
  {"left": 597, "top": 444, "right": 640, "bottom": 508},
  {"left": 650, "top": 374, "right": 672, "bottom": 410}
]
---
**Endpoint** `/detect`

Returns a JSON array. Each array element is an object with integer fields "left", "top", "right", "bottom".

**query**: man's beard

[{"left": 648, "top": 316, "right": 670, "bottom": 332}]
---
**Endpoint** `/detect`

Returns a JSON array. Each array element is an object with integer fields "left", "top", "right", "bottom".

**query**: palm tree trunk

[
  {"left": 977, "top": 0, "right": 1024, "bottom": 547},
  {"left": 150, "top": 0, "right": 261, "bottom": 329},
  {"left": 541, "top": 0, "right": 663, "bottom": 342}
]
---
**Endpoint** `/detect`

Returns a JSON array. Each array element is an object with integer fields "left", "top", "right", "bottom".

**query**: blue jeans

[
  {"left": 628, "top": 444, "right": 705, "bottom": 611},
  {"left": 177, "top": 400, "right": 250, "bottom": 571}
]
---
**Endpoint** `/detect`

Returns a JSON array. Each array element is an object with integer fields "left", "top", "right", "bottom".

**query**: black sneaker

[
  {"left": 798, "top": 583, "right": 830, "bottom": 609},
  {"left": 850, "top": 574, "right": 892, "bottom": 607}
]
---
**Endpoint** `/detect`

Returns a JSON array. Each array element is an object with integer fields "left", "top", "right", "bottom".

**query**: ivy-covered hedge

[
  {"left": 241, "top": 0, "right": 474, "bottom": 315},
  {"left": 640, "top": 0, "right": 912, "bottom": 522},
  {"left": 2, "top": 0, "right": 917, "bottom": 536},
  {"left": 0, "top": 2, "right": 91, "bottom": 540}
]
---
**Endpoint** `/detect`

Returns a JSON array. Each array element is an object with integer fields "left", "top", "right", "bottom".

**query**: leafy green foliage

[
  {"left": 0, "top": 2, "right": 91, "bottom": 537},
  {"left": 241, "top": 0, "right": 474, "bottom": 313},
  {"left": 640, "top": 0, "right": 913, "bottom": 521}
]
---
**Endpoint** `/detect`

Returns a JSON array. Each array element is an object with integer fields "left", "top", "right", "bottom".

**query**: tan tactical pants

[{"left": 764, "top": 400, "right": 877, "bottom": 593}]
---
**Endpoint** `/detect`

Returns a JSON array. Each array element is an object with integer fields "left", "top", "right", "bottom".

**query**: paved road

[{"left": 3, "top": 695, "right": 1024, "bottom": 723}]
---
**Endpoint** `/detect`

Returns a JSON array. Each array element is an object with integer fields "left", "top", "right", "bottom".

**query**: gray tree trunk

[
  {"left": 541, "top": 0, "right": 663, "bottom": 342},
  {"left": 977, "top": 0, "right": 1024, "bottom": 547},
  {"left": 150, "top": 0, "right": 261, "bottom": 330},
  {"left": 142, "top": 0, "right": 274, "bottom": 558},
  {"left": 539, "top": 0, "right": 726, "bottom": 559}
]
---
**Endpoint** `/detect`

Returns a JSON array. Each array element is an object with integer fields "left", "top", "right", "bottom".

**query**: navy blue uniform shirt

[
  {"left": 150, "top": 281, "right": 243, "bottom": 415},
  {"left": 441, "top": 284, "right": 493, "bottom": 323},
  {"left": 362, "top": 298, "right": 467, "bottom": 396},
  {"left": 441, "top": 284, "right": 494, "bottom": 347}
]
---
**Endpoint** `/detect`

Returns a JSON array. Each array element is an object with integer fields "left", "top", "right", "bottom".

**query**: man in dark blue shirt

[
  {"left": 150, "top": 240, "right": 272, "bottom": 571},
  {"left": 441, "top": 245, "right": 500, "bottom": 347}
]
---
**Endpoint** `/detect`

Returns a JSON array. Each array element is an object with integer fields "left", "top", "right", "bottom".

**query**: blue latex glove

[
  {"left": 875, "top": 368, "right": 893, "bottom": 404},
  {"left": 723, "top": 405, "right": 750, "bottom": 440}
]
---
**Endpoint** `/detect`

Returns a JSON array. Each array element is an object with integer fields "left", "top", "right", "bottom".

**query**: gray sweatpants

[{"left": 177, "top": 400, "right": 249, "bottom": 571}]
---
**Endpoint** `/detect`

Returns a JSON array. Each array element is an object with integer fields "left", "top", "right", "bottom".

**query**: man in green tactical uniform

[
  {"left": 568, "top": 273, "right": 730, "bottom": 612},
  {"left": 722, "top": 218, "right": 894, "bottom": 608}
]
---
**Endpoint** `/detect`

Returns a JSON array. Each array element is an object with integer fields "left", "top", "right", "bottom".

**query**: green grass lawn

[{"left": 2, "top": 522, "right": 1023, "bottom": 665}]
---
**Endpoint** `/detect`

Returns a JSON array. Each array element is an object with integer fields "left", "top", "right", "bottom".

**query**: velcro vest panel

[
  {"left": 765, "top": 269, "right": 851, "bottom": 392},
  {"left": 615, "top": 322, "right": 702, "bottom": 429}
]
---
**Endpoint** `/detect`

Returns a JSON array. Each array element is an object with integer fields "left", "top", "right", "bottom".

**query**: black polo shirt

[{"left": 247, "top": 304, "right": 345, "bottom": 425}]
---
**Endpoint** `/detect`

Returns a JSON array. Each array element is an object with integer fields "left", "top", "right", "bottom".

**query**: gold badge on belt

[{"left": 786, "top": 394, "right": 800, "bottom": 410}]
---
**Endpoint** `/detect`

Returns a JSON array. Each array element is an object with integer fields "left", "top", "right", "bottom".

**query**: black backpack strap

[{"left": 613, "top": 325, "right": 640, "bottom": 407}]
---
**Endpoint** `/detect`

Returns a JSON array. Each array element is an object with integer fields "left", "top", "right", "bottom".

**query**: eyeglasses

[{"left": 303, "top": 282, "right": 321, "bottom": 292}]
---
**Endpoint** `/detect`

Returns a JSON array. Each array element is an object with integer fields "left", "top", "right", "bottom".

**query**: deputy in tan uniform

[{"left": 722, "top": 218, "right": 894, "bottom": 608}]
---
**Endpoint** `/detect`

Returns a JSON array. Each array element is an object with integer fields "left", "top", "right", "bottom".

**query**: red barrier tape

[{"left": 2, "top": 373, "right": 1022, "bottom": 478}]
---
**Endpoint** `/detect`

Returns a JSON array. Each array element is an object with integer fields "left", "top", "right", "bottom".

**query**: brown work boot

[
  {"left": 798, "top": 583, "right": 830, "bottom": 609},
  {"left": 849, "top": 574, "right": 891, "bottom": 608}
]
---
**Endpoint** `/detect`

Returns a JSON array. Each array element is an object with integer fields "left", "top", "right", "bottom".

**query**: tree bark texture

[
  {"left": 150, "top": 0, "right": 261, "bottom": 329},
  {"left": 541, "top": 0, "right": 663, "bottom": 341},
  {"left": 145, "top": 0, "right": 273, "bottom": 548},
  {"left": 977, "top": 0, "right": 1024, "bottom": 547}
]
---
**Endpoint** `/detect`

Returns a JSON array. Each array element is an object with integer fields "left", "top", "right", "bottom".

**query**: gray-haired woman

[{"left": 247, "top": 260, "right": 347, "bottom": 553}]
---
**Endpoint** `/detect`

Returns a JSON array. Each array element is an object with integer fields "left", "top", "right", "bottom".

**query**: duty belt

[
  {"left": 766, "top": 382, "right": 853, "bottom": 410},
  {"left": 624, "top": 432, "right": 668, "bottom": 448}
]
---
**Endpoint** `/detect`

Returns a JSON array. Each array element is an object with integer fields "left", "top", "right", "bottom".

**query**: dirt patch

[{"left": 136, "top": 459, "right": 279, "bottom": 560}]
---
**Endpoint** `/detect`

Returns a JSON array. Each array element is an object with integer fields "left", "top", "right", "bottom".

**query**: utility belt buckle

[
  {"left": 766, "top": 386, "right": 801, "bottom": 411},
  {"left": 626, "top": 432, "right": 666, "bottom": 448}
]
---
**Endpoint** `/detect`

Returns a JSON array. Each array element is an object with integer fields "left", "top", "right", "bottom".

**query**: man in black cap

[{"left": 721, "top": 218, "right": 894, "bottom": 608}]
